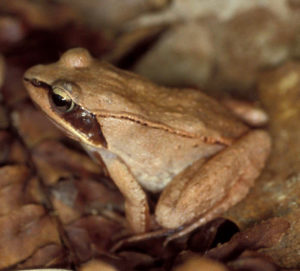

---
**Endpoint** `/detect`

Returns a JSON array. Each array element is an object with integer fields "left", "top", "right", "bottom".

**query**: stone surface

[{"left": 225, "top": 62, "right": 300, "bottom": 268}]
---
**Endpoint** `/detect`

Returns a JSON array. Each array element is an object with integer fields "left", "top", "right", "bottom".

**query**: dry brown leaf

[
  {"left": 206, "top": 218, "right": 290, "bottom": 261},
  {"left": 0, "top": 204, "right": 61, "bottom": 269},
  {"left": 65, "top": 216, "right": 125, "bottom": 262},
  {"left": 12, "top": 103, "right": 64, "bottom": 148},
  {"left": 80, "top": 259, "right": 118, "bottom": 271},
  {"left": 32, "top": 140, "right": 103, "bottom": 186},
  {"left": 50, "top": 178, "right": 124, "bottom": 225},
  {"left": 174, "top": 256, "right": 228, "bottom": 271}
]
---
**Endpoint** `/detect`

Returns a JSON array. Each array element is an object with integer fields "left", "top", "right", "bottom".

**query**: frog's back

[{"left": 86, "top": 62, "right": 248, "bottom": 145}]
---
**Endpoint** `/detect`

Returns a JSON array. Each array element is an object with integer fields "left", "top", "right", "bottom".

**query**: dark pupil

[{"left": 51, "top": 92, "right": 72, "bottom": 111}]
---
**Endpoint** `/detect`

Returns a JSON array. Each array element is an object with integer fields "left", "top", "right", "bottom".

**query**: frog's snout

[{"left": 23, "top": 64, "right": 45, "bottom": 82}]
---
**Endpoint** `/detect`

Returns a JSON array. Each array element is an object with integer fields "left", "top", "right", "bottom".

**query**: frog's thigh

[
  {"left": 155, "top": 130, "right": 271, "bottom": 229},
  {"left": 100, "top": 153, "right": 150, "bottom": 233}
]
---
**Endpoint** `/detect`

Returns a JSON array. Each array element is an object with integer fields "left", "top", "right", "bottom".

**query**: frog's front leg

[
  {"left": 155, "top": 130, "right": 271, "bottom": 230},
  {"left": 98, "top": 149, "right": 150, "bottom": 233}
]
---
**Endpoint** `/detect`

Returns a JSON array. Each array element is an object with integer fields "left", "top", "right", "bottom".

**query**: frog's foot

[
  {"left": 222, "top": 98, "right": 269, "bottom": 127},
  {"left": 155, "top": 130, "right": 271, "bottom": 241}
]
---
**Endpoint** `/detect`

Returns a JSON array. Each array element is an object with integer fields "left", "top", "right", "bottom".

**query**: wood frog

[{"left": 23, "top": 48, "right": 271, "bottom": 234}]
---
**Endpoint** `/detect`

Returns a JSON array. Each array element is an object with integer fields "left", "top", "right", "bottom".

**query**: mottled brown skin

[{"left": 23, "top": 48, "right": 271, "bottom": 234}]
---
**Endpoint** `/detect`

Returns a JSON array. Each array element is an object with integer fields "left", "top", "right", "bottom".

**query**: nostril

[
  {"left": 24, "top": 77, "right": 51, "bottom": 91},
  {"left": 24, "top": 77, "right": 41, "bottom": 87},
  {"left": 31, "top": 78, "right": 42, "bottom": 87}
]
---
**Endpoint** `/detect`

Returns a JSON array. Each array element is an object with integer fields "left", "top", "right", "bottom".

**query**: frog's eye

[{"left": 51, "top": 87, "right": 75, "bottom": 113}]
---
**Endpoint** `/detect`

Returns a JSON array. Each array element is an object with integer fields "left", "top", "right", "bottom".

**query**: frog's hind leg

[{"left": 155, "top": 130, "right": 271, "bottom": 240}]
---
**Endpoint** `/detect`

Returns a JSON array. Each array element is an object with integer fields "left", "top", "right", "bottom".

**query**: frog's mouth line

[{"left": 24, "top": 77, "right": 108, "bottom": 148}]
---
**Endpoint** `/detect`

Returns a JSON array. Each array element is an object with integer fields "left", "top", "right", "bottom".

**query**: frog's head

[{"left": 23, "top": 48, "right": 107, "bottom": 148}]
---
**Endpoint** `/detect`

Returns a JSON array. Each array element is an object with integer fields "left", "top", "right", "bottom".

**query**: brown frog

[{"left": 23, "top": 48, "right": 271, "bottom": 234}]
